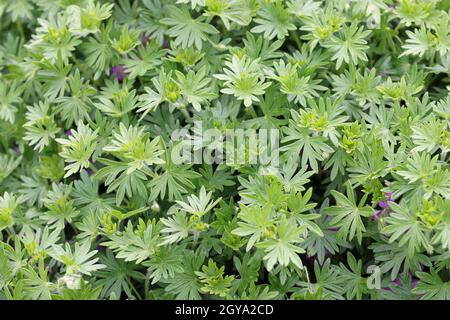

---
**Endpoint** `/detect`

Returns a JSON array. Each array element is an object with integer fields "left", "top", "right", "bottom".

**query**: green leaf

[
  {"left": 161, "top": 5, "right": 219, "bottom": 50},
  {"left": 323, "top": 184, "right": 374, "bottom": 244}
]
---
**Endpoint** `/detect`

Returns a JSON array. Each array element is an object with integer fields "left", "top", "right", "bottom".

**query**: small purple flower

[
  {"left": 378, "top": 192, "right": 393, "bottom": 209},
  {"left": 65, "top": 129, "right": 72, "bottom": 136},
  {"left": 372, "top": 192, "right": 394, "bottom": 221},
  {"left": 96, "top": 244, "right": 106, "bottom": 252},
  {"left": 393, "top": 272, "right": 419, "bottom": 289},
  {"left": 95, "top": 236, "right": 106, "bottom": 252},
  {"left": 111, "top": 65, "right": 128, "bottom": 81},
  {"left": 371, "top": 210, "right": 383, "bottom": 221}
]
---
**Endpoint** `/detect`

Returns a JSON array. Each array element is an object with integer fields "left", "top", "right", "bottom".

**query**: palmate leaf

[
  {"left": 203, "top": 0, "right": 255, "bottom": 30},
  {"left": 102, "top": 123, "right": 165, "bottom": 172},
  {"left": 257, "top": 216, "right": 306, "bottom": 272},
  {"left": 144, "top": 245, "right": 184, "bottom": 284},
  {"left": 0, "top": 154, "right": 22, "bottom": 184},
  {"left": 251, "top": 0, "right": 296, "bottom": 40},
  {"left": 391, "top": 152, "right": 450, "bottom": 200},
  {"left": 272, "top": 60, "right": 326, "bottom": 106},
  {"left": 51, "top": 241, "right": 105, "bottom": 276},
  {"left": 21, "top": 260, "right": 53, "bottom": 300},
  {"left": 160, "top": 212, "right": 191, "bottom": 245},
  {"left": 176, "top": 0, "right": 206, "bottom": 10},
  {"left": 82, "top": 22, "right": 114, "bottom": 80},
  {"left": 197, "top": 165, "right": 235, "bottom": 192},
  {"left": 175, "top": 66, "right": 217, "bottom": 111},
  {"left": 36, "top": 57, "right": 71, "bottom": 101},
  {"left": 411, "top": 118, "right": 449, "bottom": 153},
  {"left": 103, "top": 219, "right": 161, "bottom": 264},
  {"left": 323, "top": 184, "right": 374, "bottom": 244},
  {"left": 412, "top": 269, "right": 450, "bottom": 300},
  {"left": 214, "top": 55, "right": 271, "bottom": 107},
  {"left": 123, "top": 41, "right": 165, "bottom": 79},
  {"left": 160, "top": 6, "right": 219, "bottom": 50},
  {"left": 23, "top": 100, "right": 60, "bottom": 152},
  {"left": 371, "top": 240, "right": 432, "bottom": 281},
  {"left": 336, "top": 252, "right": 368, "bottom": 300},
  {"left": 400, "top": 26, "right": 434, "bottom": 57},
  {"left": 175, "top": 186, "right": 221, "bottom": 218},
  {"left": 0, "top": 80, "right": 23, "bottom": 123},
  {"left": 55, "top": 121, "right": 98, "bottom": 178},
  {"left": 148, "top": 147, "right": 201, "bottom": 201},
  {"left": 431, "top": 204, "right": 450, "bottom": 251},
  {"left": 52, "top": 280, "right": 102, "bottom": 300},
  {"left": 95, "top": 158, "right": 149, "bottom": 206},
  {"left": 323, "top": 22, "right": 371, "bottom": 69},
  {"left": 382, "top": 201, "right": 431, "bottom": 258},
  {"left": 303, "top": 210, "right": 350, "bottom": 265},
  {"left": 232, "top": 204, "right": 275, "bottom": 252},
  {"left": 281, "top": 111, "right": 334, "bottom": 172},
  {"left": 94, "top": 88, "right": 139, "bottom": 118},
  {"left": 72, "top": 171, "right": 115, "bottom": 214},
  {"left": 55, "top": 69, "right": 95, "bottom": 126},
  {"left": 0, "top": 192, "right": 20, "bottom": 232},
  {"left": 196, "top": 259, "right": 235, "bottom": 298},
  {"left": 95, "top": 250, "right": 145, "bottom": 299},
  {"left": 275, "top": 155, "right": 313, "bottom": 193},
  {"left": 160, "top": 251, "right": 204, "bottom": 300},
  {"left": 2, "top": 0, "right": 450, "bottom": 302},
  {"left": 140, "top": 0, "right": 168, "bottom": 45},
  {"left": 0, "top": 243, "right": 13, "bottom": 289},
  {"left": 296, "top": 259, "right": 345, "bottom": 300},
  {"left": 137, "top": 69, "right": 173, "bottom": 119}
]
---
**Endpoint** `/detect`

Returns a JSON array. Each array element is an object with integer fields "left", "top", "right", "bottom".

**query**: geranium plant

[{"left": 0, "top": 0, "right": 449, "bottom": 300}]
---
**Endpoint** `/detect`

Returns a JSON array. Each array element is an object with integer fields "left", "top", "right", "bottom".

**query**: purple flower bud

[
  {"left": 378, "top": 192, "right": 393, "bottom": 209},
  {"left": 392, "top": 272, "right": 419, "bottom": 289},
  {"left": 378, "top": 200, "right": 389, "bottom": 209},
  {"left": 65, "top": 129, "right": 72, "bottom": 136},
  {"left": 112, "top": 65, "right": 128, "bottom": 81},
  {"left": 371, "top": 210, "right": 383, "bottom": 221}
]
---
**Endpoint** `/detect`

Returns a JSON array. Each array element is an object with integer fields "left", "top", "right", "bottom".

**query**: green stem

[
  {"left": 304, "top": 266, "right": 312, "bottom": 291},
  {"left": 144, "top": 270, "right": 150, "bottom": 300},
  {"left": 16, "top": 20, "right": 25, "bottom": 39},
  {"left": 180, "top": 107, "right": 191, "bottom": 122},
  {"left": 247, "top": 105, "right": 258, "bottom": 118},
  {"left": 126, "top": 277, "right": 142, "bottom": 300},
  {"left": 291, "top": 31, "right": 301, "bottom": 49}
]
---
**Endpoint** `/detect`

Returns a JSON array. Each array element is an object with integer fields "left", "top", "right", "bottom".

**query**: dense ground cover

[{"left": 0, "top": 0, "right": 449, "bottom": 300}]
